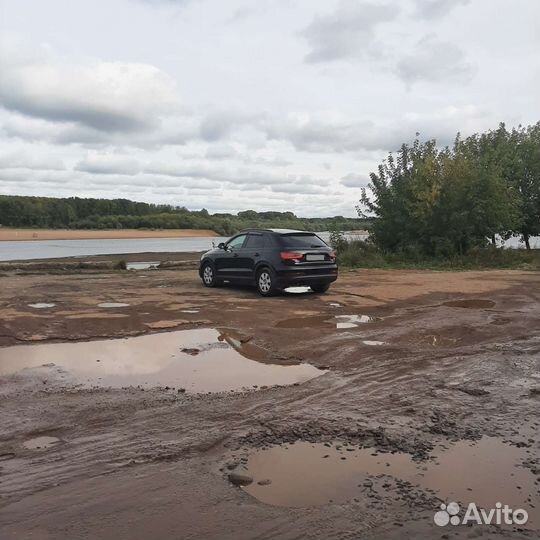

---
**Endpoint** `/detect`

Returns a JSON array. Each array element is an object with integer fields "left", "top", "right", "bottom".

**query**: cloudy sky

[{"left": 0, "top": 0, "right": 539, "bottom": 217}]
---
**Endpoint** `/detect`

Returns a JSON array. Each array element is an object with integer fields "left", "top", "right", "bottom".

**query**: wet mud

[{"left": 0, "top": 264, "right": 539, "bottom": 539}]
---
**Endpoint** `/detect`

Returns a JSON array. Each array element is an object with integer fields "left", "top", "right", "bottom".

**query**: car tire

[
  {"left": 311, "top": 283, "right": 331, "bottom": 294},
  {"left": 257, "top": 267, "right": 278, "bottom": 297},
  {"left": 201, "top": 263, "right": 221, "bottom": 287}
]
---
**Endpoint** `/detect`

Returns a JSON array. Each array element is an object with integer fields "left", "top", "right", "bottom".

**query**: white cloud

[
  {"left": 0, "top": 0, "right": 538, "bottom": 217},
  {"left": 0, "top": 149, "right": 65, "bottom": 171},
  {"left": 0, "top": 37, "right": 181, "bottom": 133}
]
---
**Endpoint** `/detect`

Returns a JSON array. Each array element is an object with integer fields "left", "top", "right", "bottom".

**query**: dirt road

[{"left": 0, "top": 260, "right": 539, "bottom": 539}]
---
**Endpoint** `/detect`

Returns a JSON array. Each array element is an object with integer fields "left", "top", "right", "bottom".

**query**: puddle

[
  {"left": 443, "top": 299, "right": 495, "bottom": 309},
  {"left": 0, "top": 329, "right": 325, "bottom": 392},
  {"left": 240, "top": 438, "right": 539, "bottom": 527},
  {"left": 23, "top": 436, "right": 61, "bottom": 450},
  {"left": 363, "top": 340, "right": 385, "bottom": 346},
  {"left": 284, "top": 286, "right": 312, "bottom": 294},
  {"left": 335, "top": 315, "right": 375, "bottom": 328},
  {"left": 27, "top": 303, "right": 55, "bottom": 309},
  {"left": 329, "top": 303, "right": 342, "bottom": 308},
  {"left": 97, "top": 302, "right": 131, "bottom": 308},
  {"left": 181, "top": 309, "right": 200, "bottom": 314},
  {"left": 127, "top": 261, "right": 159, "bottom": 270},
  {"left": 276, "top": 314, "right": 378, "bottom": 329}
]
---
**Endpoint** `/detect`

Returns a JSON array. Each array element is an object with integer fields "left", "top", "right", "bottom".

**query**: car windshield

[{"left": 280, "top": 234, "right": 327, "bottom": 248}]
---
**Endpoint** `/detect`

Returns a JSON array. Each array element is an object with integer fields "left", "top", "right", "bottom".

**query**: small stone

[
  {"left": 257, "top": 479, "right": 272, "bottom": 486},
  {"left": 228, "top": 471, "right": 253, "bottom": 486}
]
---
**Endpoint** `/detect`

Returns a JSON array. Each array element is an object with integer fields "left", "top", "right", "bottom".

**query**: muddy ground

[{"left": 0, "top": 255, "right": 539, "bottom": 540}]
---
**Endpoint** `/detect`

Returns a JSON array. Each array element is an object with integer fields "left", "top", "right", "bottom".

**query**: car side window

[
  {"left": 244, "top": 234, "right": 266, "bottom": 249},
  {"left": 227, "top": 234, "right": 247, "bottom": 250}
]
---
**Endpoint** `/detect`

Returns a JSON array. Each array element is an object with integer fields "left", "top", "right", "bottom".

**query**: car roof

[{"left": 238, "top": 228, "right": 310, "bottom": 234}]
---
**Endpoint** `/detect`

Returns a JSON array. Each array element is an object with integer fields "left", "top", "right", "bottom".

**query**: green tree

[{"left": 359, "top": 126, "right": 524, "bottom": 257}]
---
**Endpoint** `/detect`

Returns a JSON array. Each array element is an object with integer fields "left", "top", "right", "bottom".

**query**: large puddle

[
  {"left": 239, "top": 438, "right": 539, "bottom": 527},
  {"left": 0, "top": 329, "right": 325, "bottom": 392}
]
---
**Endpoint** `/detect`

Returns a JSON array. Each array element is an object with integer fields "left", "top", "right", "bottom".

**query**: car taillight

[
  {"left": 329, "top": 251, "right": 336, "bottom": 259},
  {"left": 280, "top": 251, "right": 304, "bottom": 261}
]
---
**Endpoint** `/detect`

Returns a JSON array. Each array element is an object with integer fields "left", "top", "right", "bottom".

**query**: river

[
  {"left": 0, "top": 237, "right": 226, "bottom": 262},
  {"left": 0, "top": 232, "right": 537, "bottom": 262}
]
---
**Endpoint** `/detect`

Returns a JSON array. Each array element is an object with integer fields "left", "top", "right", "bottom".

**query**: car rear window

[{"left": 279, "top": 233, "right": 327, "bottom": 248}]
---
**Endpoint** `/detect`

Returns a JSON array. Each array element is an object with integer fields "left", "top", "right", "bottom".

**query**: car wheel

[
  {"left": 201, "top": 263, "right": 220, "bottom": 287},
  {"left": 257, "top": 268, "right": 277, "bottom": 297},
  {"left": 311, "top": 283, "right": 330, "bottom": 293}
]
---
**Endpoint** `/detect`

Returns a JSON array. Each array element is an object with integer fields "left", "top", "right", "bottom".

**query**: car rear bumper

[{"left": 275, "top": 265, "right": 338, "bottom": 288}]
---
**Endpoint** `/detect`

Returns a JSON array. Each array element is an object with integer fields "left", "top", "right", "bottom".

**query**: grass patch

[{"left": 337, "top": 241, "right": 540, "bottom": 270}]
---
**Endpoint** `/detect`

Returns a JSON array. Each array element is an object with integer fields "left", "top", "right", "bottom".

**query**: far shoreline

[{"left": 0, "top": 228, "right": 218, "bottom": 241}]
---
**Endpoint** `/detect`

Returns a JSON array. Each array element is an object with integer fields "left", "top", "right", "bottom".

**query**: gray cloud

[
  {"left": 396, "top": 34, "right": 475, "bottom": 85},
  {"left": 1, "top": 93, "right": 148, "bottom": 132},
  {"left": 414, "top": 0, "right": 470, "bottom": 20},
  {"left": 198, "top": 111, "right": 262, "bottom": 142},
  {"left": 264, "top": 115, "right": 392, "bottom": 153},
  {"left": 135, "top": 0, "right": 196, "bottom": 5},
  {"left": 341, "top": 173, "right": 369, "bottom": 187},
  {"left": 264, "top": 106, "right": 491, "bottom": 154},
  {"left": 143, "top": 161, "right": 334, "bottom": 192},
  {"left": 204, "top": 143, "right": 239, "bottom": 160},
  {"left": 0, "top": 169, "right": 70, "bottom": 185},
  {"left": 227, "top": 6, "right": 256, "bottom": 23},
  {"left": 301, "top": 0, "right": 398, "bottom": 63},
  {"left": 75, "top": 155, "right": 141, "bottom": 175},
  {"left": 1, "top": 109, "right": 197, "bottom": 150},
  {"left": 270, "top": 183, "right": 325, "bottom": 195}
]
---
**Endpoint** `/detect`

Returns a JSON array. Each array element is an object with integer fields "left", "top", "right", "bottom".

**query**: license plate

[{"left": 306, "top": 254, "right": 325, "bottom": 261}]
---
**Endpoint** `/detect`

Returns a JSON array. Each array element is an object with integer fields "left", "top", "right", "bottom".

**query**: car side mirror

[{"left": 218, "top": 242, "right": 226, "bottom": 250}]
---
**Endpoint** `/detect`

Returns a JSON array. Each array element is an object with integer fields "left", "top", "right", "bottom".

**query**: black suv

[{"left": 199, "top": 228, "right": 338, "bottom": 296}]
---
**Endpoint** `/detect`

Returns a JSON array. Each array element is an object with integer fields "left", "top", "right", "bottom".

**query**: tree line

[
  {"left": 360, "top": 123, "right": 540, "bottom": 254},
  {"left": 0, "top": 195, "right": 368, "bottom": 236}
]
